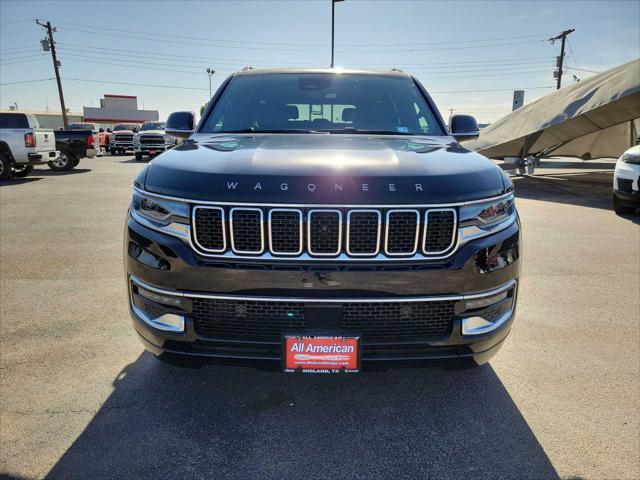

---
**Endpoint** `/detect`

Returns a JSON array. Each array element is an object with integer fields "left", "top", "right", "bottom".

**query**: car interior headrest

[
  {"left": 285, "top": 105, "right": 299, "bottom": 120},
  {"left": 342, "top": 107, "right": 355, "bottom": 122}
]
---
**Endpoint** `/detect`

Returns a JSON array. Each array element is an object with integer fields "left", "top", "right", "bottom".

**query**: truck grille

[
  {"left": 139, "top": 135, "right": 165, "bottom": 145},
  {"left": 191, "top": 297, "right": 455, "bottom": 341},
  {"left": 192, "top": 205, "right": 457, "bottom": 259},
  {"left": 113, "top": 134, "right": 133, "bottom": 143}
]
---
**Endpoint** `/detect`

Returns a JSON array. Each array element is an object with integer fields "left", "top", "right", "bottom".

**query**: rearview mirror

[
  {"left": 166, "top": 111, "right": 196, "bottom": 139},
  {"left": 449, "top": 114, "right": 479, "bottom": 142}
]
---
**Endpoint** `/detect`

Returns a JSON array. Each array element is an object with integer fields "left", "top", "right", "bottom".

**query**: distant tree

[{"left": 200, "top": 102, "right": 208, "bottom": 116}]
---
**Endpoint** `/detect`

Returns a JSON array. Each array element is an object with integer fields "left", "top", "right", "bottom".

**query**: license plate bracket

[{"left": 283, "top": 333, "right": 360, "bottom": 373}]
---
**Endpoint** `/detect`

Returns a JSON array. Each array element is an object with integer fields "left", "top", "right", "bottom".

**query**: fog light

[
  {"left": 130, "top": 282, "right": 186, "bottom": 333},
  {"left": 138, "top": 286, "right": 183, "bottom": 307},
  {"left": 464, "top": 290, "right": 507, "bottom": 310}
]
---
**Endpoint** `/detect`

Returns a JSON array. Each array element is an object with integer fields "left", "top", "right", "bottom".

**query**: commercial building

[{"left": 83, "top": 94, "right": 159, "bottom": 127}]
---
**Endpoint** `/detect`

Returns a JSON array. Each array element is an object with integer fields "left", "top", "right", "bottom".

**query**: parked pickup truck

[
  {"left": 66, "top": 122, "right": 101, "bottom": 156},
  {"left": 109, "top": 123, "right": 139, "bottom": 155},
  {"left": 52, "top": 129, "right": 97, "bottom": 171},
  {"left": 0, "top": 111, "right": 59, "bottom": 180},
  {"left": 133, "top": 121, "right": 177, "bottom": 161},
  {"left": 125, "top": 68, "right": 521, "bottom": 372}
]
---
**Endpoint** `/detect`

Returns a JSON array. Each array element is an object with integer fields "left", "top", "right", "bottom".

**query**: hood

[
  {"left": 138, "top": 130, "right": 166, "bottom": 135},
  {"left": 143, "top": 134, "right": 505, "bottom": 204}
]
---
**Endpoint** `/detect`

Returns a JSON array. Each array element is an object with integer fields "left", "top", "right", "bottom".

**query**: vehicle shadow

[
  {"left": 32, "top": 168, "right": 92, "bottom": 176},
  {"left": 0, "top": 177, "right": 42, "bottom": 187},
  {"left": 119, "top": 159, "right": 148, "bottom": 164},
  {"left": 46, "top": 353, "right": 558, "bottom": 480}
]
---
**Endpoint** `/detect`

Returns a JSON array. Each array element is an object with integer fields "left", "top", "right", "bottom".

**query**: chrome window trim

[
  {"left": 422, "top": 208, "right": 457, "bottom": 255},
  {"left": 133, "top": 186, "right": 512, "bottom": 208},
  {"left": 384, "top": 209, "right": 420, "bottom": 256},
  {"left": 191, "top": 206, "right": 227, "bottom": 253},
  {"left": 307, "top": 209, "right": 342, "bottom": 256},
  {"left": 229, "top": 207, "right": 265, "bottom": 255},
  {"left": 130, "top": 274, "right": 516, "bottom": 303},
  {"left": 268, "top": 208, "right": 303, "bottom": 256},
  {"left": 346, "top": 209, "right": 381, "bottom": 257}
]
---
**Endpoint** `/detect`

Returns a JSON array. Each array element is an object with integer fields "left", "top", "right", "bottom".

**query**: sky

[{"left": 1, "top": 0, "right": 639, "bottom": 124}]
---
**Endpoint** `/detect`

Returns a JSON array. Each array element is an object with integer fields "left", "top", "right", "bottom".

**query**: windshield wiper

[
  {"left": 320, "top": 127, "right": 415, "bottom": 135},
  {"left": 216, "top": 128, "right": 326, "bottom": 134}
]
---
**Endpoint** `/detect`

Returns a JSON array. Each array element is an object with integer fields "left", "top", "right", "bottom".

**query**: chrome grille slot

[
  {"left": 269, "top": 209, "right": 303, "bottom": 255},
  {"left": 308, "top": 210, "right": 342, "bottom": 256},
  {"left": 193, "top": 206, "right": 225, "bottom": 252},
  {"left": 385, "top": 209, "right": 419, "bottom": 255},
  {"left": 347, "top": 210, "right": 381, "bottom": 256},
  {"left": 424, "top": 209, "right": 456, "bottom": 254},
  {"left": 230, "top": 208, "right": 264, "bottom": 254}
]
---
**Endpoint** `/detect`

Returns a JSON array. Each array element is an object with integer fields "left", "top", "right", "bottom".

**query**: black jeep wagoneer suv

[{"left": 125, "top": 68, "right": 520, "bottom": 372}]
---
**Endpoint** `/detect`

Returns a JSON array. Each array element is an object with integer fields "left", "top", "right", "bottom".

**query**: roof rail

[
  {"left": 241, "top": 66, "right": 254, "bottom": 71},
  {"left": 390, "top": 68, "right": 404, "bottom": 73}
]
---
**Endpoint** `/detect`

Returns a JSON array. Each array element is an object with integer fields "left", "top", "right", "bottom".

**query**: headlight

[
  {"left": 131, "top": 189, "right": 190, "bottom": 239},
  {"left": 622, "top": 153, "right": 640, "bottom": 164},
  {"left": 458, "top": 193, "right": 516, "bottom": 243}
]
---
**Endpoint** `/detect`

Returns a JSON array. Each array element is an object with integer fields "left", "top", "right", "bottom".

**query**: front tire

[
  {"left": 0, "top": 153, "right": 12, "bottom": 180},
  {"left": 135, "top": 153, "right": 143, "bottom": 161},
  {"left": 48, "top": 148, "right": 75, "bottom": 171},
  {"left": 612, "top": 193, "right": 634, "bottom": 214},
  {"left": 110, "top": 148, "right": 117, "bottom": 156},
  {"left": 11, "top": 164, "right": 33, "bottom": 178}
]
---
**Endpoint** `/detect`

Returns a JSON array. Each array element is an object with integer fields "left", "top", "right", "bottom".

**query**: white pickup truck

[{"left": 0, "top": 112, "right": 60, "bottom": 180}]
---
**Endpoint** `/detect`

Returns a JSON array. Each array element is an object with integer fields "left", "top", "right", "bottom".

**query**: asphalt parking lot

[{"left": 1, "top": 155, "right": 638, "bottom": 480}]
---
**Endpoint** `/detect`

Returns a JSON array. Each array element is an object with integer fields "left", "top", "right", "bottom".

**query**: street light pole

[
  {"left": 206, "top": 68, "right": 215, "bottom": 98},
  {"left": 331, "top": 0, "right": 344, "bottom": 68}
]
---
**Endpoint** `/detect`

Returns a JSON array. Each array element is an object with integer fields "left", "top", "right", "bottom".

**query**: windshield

[
  {"left": 201, "top": 73, "right": 445, "bottom": 135},
  {"left": 113, "top": 124, "right": 138, "bottom": 131},
  {"left": 141, "top": 122, "right": 165, "bottom": 131}
]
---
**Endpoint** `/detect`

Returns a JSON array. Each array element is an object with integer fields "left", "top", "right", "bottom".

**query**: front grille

[
  {"left": 385, "top": 210, "right": 419, "bottom": 255},
  {"left": 192, "top": 205, "right": 458, "bottom": 259},
  {"left": 139, "top": 135, "right": 165, "bottom": 145},
  {"left": 308, "top": 210, "right": 341, "bottom": 255},
  {"left": 230, "top": 208, "right": 263, "bottom": 253},
  {"left": 269, "top": 209, "right": 302, "bottom": 254},
  {"left": 191, "top": 298, "right": 456, "bottom": 341},
  {"left": 424, "top": 209, "right": 456, "bottom": 253},
  {"left": 113, "top": 134, "right": 133, "bottom": 142},
  {"left": 192, "top": 298, "right": 306, "bottom": 339},
  {"left": 347, "top": 210, "right": 381, "bottom": 255},
  {"left": 193, "top": 207, "right": 225, "bottom": 252}
]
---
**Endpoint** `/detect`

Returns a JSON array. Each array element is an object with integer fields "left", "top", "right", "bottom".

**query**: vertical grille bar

[
  {"left": 192, "top": 206, "right": 226, "bottom": 252},
  {"left": 230, "top": 208, "right": 264, "bottom": 254},
  {"left": 269, "top": 209, "right": 303, "bottom": 255},
  {"left": 423, "top": 208, "right": 457, "bottom": 254},
  {"left": 347, "top": 210, "right": 381, "bottom": 256},
  {"left": 384, "top": 209, "right": 420, "bottom": 256},
  {"left": 307, "top": 209, "right": 342, "bottom": 256}
]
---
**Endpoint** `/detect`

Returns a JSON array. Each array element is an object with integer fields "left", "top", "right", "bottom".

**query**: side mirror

[
  {"left": 132, "top": 127, "right": 139, "bottom": 133},
  {"left": 107, "top": 128, "right": 112, "bottom": 133},
  {"left": 99, "top": 128, "right": 104, "bottom": 133},
  {"left": 166, "top": 111, "right": 196, "bottom": 139},
  {"left": 449, "top": 114, "right": 479, "bottom": 142}
]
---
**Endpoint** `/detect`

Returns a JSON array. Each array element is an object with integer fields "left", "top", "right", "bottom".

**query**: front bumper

[
  {"left": 125, "top": 213, "right": 521, "bottom": 370},
  {"left": 133, "top": 145, "right": 173, "bottom": 156},
  {"left": 110, "top": 142, "right": 133, "bottom": 151}
]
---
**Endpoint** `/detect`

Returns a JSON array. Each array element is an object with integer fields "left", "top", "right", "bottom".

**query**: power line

[
  {"left": 0, "top": 19, "right": 34, "bottom": 27},
  {"left": 566, "top": 66, "right": 601, "bottom": 74},
  {"left": 338, "top": 39, "right": 546, "bottom": 53},
  {"left": 0, "top": 57, "right": 49, "bottom": 66},
  {"left": 56, "top": 25, "right": 327, "bottom": 53},
  {"left": 52, "top": 20, "right": 325, "bottom": 47},
  {"left": 0, "top": 78, "right": 54, "bottom": 86},
  {"left": 431, "top": 86, "right": 554, "bottom": 93},
  {"left": 63, "top": 77, "right": 210, "bottom": 91},
  {"left": 341, "top": 32, "right": 553, "bottom": 47}
]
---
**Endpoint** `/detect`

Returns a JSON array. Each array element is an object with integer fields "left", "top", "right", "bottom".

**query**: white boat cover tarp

[{"left": 464, "top": 59, "right": 640, "bottom": 159}]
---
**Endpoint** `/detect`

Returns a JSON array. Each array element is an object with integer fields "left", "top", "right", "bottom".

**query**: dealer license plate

[
  {"left": 149, "top": 150, "right": 157, "bottom": 155},
  {"left": 283, "top": 334, "right": 360, "bottom": 373}
]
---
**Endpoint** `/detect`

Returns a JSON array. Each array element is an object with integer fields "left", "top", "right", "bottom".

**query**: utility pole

[
  {"left": 36, "top": 20, "right": 68, "bottom": 127},
  {"left": 331, "top": 0, "right": 344, "bottom": 68},
  {"left": 549, "top": 28, "right": 575, "bottom": 90}
]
